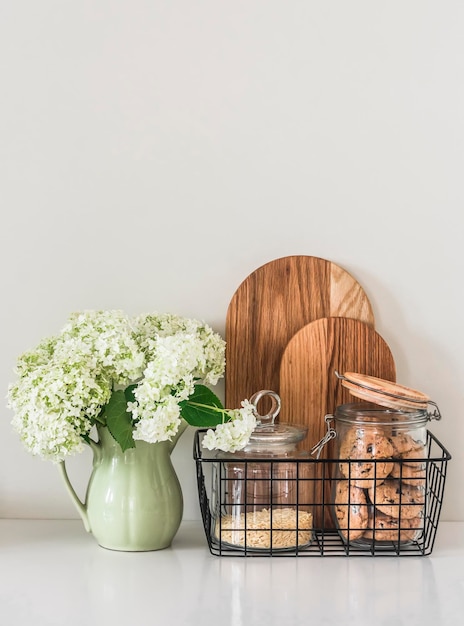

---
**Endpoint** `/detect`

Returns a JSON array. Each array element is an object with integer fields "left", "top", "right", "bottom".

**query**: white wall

[{"left": 1, "top": 1, "right": 463, "bottom": 523}]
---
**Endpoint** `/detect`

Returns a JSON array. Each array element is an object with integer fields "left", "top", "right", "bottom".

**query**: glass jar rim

[
  {"left": 334, "top": 402, "right": 429, "bottom": 427},
  {"left": 247, "top": 422, "right": 308, "bottom": 447}
]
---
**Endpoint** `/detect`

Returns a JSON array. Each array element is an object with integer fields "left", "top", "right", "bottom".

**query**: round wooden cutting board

[
  {"left": 279, "top": 316, "right": 396, "bottom": 528},
  {"left": 225, "top": 255, "right": 375, "bottom": 410}
]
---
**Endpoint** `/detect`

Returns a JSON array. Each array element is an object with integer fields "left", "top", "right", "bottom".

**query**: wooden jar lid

[{"left": 339, "top": 371, "right": 430, "bottom": 411}]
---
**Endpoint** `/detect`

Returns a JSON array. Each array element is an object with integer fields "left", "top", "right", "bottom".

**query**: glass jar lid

[{"left": 242, "top": 389, "right": 308, "bottom": 452}]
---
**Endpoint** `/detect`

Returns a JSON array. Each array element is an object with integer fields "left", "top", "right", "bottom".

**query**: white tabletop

[{"left": 1, "top": 519, "right": 463, "bottom": 626}]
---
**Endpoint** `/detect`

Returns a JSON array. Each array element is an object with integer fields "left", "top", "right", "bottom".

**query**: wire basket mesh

[{"left": 193, "top": 430, "right": 451, "bottom": 557}]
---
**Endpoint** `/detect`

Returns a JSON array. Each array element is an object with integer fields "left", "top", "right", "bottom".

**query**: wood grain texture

[
  {"left": 225, "top": 256, "right": 375, "bottom": 409},
  {"left": 340, "top": 372, "right": 429, "bottom": 410},
  {"left": 279, "top": 317, "right": 396, "bottom": 528}
]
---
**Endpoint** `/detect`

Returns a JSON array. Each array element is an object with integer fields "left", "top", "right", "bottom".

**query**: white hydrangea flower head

[
  {"left": 132, "top": 395, "right": 182, "bottom": 443},
  {"left": 7, "top": 310, "right": 253, "bottom": 462},
  {"left": 202, "top": 400, "right": 257, "bottom": 452},
  {"left": 59, "top": 310, "right": 145, "bottom": 384}
]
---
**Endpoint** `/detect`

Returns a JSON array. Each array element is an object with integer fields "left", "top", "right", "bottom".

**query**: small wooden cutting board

[
  {"left": 225, "top": 256, "right": 375, "bottom": 409},
  {"left": 279, "top": 316, "right": 396, "bottom": 528}
]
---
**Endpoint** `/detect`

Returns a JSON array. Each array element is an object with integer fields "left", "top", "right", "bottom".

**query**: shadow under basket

[{"left": 193, "top": 430, "right": 451, "bottom": 557}]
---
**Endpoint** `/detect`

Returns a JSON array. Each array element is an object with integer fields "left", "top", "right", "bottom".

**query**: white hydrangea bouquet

[{"left": 7, "top": 310, "right": 256, "bottom": 463}]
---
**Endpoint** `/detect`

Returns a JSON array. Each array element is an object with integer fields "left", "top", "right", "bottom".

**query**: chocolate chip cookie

[
  {"left": 339, "top": 428, "right": 394, "bottom": 488},
  {"left": 368, "top": 479, "right": 425, "bottom": 519},
  {"left": 390, "top": 432, "right": 427, "bottom": 465},
  {"left": 334, "top": 480, "right": 369, "bottom": 541},
  {"left": 390, "top": 462, "right": 426, "bottom": 487},
  {"left": 363, "top": 510, "right": 422, "bottom": 542}
]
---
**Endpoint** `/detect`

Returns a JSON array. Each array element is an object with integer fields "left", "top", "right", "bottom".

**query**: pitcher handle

[
  {"left": 58, "top": 438, "right": 100, "bottom": 533},
  {"left": 58, "top": 461, "right": 91, "bottom": 532}
]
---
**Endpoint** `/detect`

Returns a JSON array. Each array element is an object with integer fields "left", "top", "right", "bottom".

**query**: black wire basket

[{"left": 193, "top": 429, "right": 451, "bottom": 557}]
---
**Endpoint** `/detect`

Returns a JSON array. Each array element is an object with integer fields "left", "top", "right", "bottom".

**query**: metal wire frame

[{"left": 193, "top": 430, "right": 451, "bottom": 557}]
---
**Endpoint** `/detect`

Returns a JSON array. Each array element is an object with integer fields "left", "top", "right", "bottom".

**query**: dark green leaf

[
  {"left": 124, "top": 383, "right": 138, "bottom": 404},
  {"left": 180, "top": 384, "right": 227, "bottom": 427},
  {"left": 104, "top": 390, "right": 136, "bottom": 452}
]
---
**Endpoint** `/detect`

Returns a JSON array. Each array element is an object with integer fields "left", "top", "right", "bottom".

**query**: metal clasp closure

[
  {"left": 311, "top": 415, "right": 337, "bottom": 459},
  {"left": 427, "top": 401, "right": 442, "bottom": 421}
]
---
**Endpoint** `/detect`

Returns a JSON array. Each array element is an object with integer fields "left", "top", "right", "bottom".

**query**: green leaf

[
  {"left": 104, "top": 390, "right": 136, "bottom": 452},
  {"left": 180, "top": 384, "right": 228, "bottom": 427},
  {"left": 124, "top": 383, "right": 137, "bottom": 404}
]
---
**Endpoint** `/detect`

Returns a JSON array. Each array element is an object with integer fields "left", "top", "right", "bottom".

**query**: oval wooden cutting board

[
  {"left": 225, "top": 256, "right": 375, "bottom": 409},
  {"left": 279, "top": 316, "right": 396, "bottom": 528}
]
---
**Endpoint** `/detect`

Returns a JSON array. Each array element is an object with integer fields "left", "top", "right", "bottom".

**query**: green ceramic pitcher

[{"left": 59, "top": 424, "right": 186, "bottom": 551}]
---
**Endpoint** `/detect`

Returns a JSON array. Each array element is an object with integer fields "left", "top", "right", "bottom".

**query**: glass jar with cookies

[{"left": 329, "top": 372, "right": 441, "bottom": 548}]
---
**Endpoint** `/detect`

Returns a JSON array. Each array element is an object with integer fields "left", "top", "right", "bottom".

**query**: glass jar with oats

[
  {"left": 211, "top": 390, "right": 313, "bottom": 552},
  {"left": 329, "top": 372, "right": 441, "bottom": 548}
]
